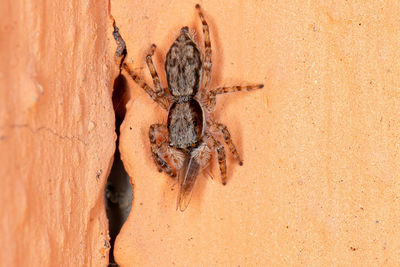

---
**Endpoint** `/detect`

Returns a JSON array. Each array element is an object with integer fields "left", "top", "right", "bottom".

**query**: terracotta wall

[
  {"left": 0, "top": 0, "right": 115, "bottom": 266},
  {"left": 113, "top": 0, "right": 400, "bottom": 266},
  {"left": 2, "top": 0, "right": 400, "bottom": 266}
]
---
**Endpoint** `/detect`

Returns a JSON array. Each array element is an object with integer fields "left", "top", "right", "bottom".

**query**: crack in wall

[
  {"left": 106, "top": 4, "right": 133, "bottom": 265},
  {"left": 105, "top": 73, "right": 132, "bottom": 267},
  {"left": 0, "top": 124, "right": 88, "bottom": 146}
]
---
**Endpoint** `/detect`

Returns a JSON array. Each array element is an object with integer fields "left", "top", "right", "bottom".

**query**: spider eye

[{"left": 193, "top": 120, "right": 197, "bottom": 126}]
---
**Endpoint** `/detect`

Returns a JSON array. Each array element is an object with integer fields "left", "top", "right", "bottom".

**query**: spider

[{"left": 113, "top": 4, "right": 264, "bottom": 211}]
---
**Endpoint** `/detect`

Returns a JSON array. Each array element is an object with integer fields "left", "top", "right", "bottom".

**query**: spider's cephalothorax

[
  {"left": 166, "top": 27, "right": 202, "bottom": 98},
  {"left": 113, "top": 4, "right": 264, "bottom": 211}
]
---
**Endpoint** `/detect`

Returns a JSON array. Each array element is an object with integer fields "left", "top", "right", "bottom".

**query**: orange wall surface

[
  {"left": 113, "top": 0, "right": 400, "bottom": 266},
  {"left": 2, "top": 0, "right": 400, "bottom": 266},
  {"left": 0, "top": 0, "right": 115, "bottom": 266}
]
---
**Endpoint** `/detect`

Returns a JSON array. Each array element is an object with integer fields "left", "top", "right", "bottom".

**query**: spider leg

[
  {"left": 201, "top": 84, "right": 264, "bottom": 111},
  {"left": 123, "top": 63, "right": 170, "bottom": 110},
  {"left": 149, "top": 124, "right": 186, "bottom": 177},
  {"left": 145, "top": 44, "right": 170, "bottom": 107},
  {"left": 196, "top": 4, "right": 212, "bottom": 90},
  {"left": 113, "top": 23, "right": 170, "bottom": 110},
  {"left": 210, "top": 122, "right": 243, "bottom": 165},
  {"left": 210, "top": 84, "right": 264, "bottom": 96},
  {"left": 112, "top": 22, "right": 127, "bottom": 73},
  {"left": 208, "top": 135, "right": 227, "bottom": 185},
  {"left": 204, "top": 84, "right": 264, "bottom": 111}
]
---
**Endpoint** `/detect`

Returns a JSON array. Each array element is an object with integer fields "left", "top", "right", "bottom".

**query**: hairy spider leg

[
  {"left": 112, "top": 22, "right": 127, "bottom": 73},
  {"left": 204, "top": 84, "right": 264, "bottom": 110},
  {"left": 112, "top": 22, "right": 170, "bottom": 110},
  {"left": 196, "top": 4, "right": 212, "bottom": 90},
  {"left": 145, "top": 44, "right": 171, "bottom": 105},
  {"left": 210, "top": 122, "right": 243, "bottom": 165},
  {"left": 149, "top": 124, "right": 186, "bottom": 177},
  {"left": 123, "top": 63, "right": 170, "bottom": 110},
  {"left": 209, "top": 136, "right": 227, "bottom": 185},
  {"left": 211, "top": 84, "right": 264, "bottom": 96}
]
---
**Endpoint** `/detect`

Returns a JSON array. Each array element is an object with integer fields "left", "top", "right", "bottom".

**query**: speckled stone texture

[{"left": 112, "top": 0, "right": 400, "bottom": 266}]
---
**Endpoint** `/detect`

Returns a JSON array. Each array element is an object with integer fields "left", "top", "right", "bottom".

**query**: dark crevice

[{"left": 105, "top": 74, "right": 132, "bottom": 267}]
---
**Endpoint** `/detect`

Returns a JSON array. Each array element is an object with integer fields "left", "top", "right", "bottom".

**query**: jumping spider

[{"left": 113, "top": 4, "right": 264, "bottom": 211}]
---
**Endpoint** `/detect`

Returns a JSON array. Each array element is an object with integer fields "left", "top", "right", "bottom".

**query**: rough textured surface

[
  {"left": 0, "top": 0, "right": 115, "bottom": 266},
  {"left": 113, "top": 0, "right": 400, "bottom": 266}
]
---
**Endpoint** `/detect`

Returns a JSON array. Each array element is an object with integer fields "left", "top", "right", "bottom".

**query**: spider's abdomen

[
  {"left": 167, "top": 99, "right": 204, "bottom": 150},
  {"left": 165, "top": 27, "right": 202, "bottom": 97}
]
